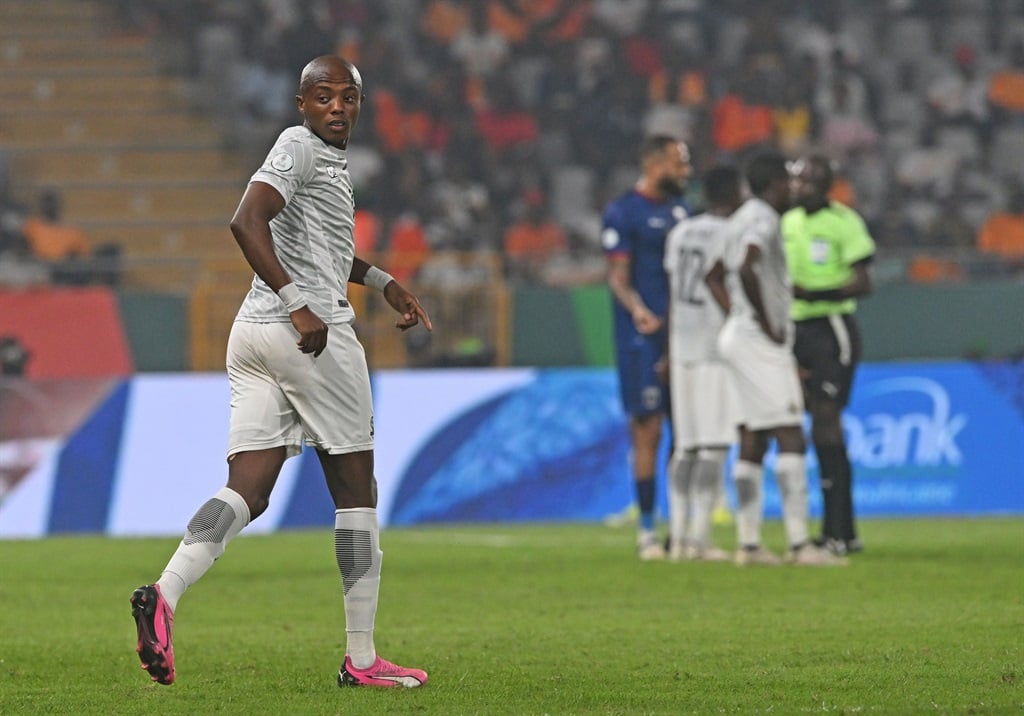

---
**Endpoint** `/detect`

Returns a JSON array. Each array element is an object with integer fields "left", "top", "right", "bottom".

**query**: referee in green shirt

[{"left": 782, "top": 155, "right": 875, "bottom": 556}]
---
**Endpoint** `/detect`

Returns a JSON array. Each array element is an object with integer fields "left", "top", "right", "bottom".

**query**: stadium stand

[{"left": 3, "top": 0, "right": 1023, "bottom": 368}]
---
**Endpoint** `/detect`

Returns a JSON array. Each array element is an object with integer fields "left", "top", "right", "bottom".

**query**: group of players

[{"left": 603, "top": 136, "right": 875, "bottom": 567}]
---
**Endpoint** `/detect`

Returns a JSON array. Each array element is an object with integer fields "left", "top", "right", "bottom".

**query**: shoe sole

[
  {"left": 734, "top": 550, "right": 783, "bottom": 566},
  {"left": 131, "top": 587, "right": 174, "bottom": 685},
  {"left": 338, "top": 669, "right": 424, "bottom": 688}
]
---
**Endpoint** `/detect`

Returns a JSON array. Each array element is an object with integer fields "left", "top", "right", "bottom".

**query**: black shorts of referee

[{"left": 792, "top": 313, "right": 862, "bottom": 408}]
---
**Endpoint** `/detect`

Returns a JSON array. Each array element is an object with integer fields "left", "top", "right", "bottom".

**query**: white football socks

[
  {"left": 774, "top": 452, "right": 810, "bottom": 548},
  {"left": 335, "top": 507, "right": 382, "bottom": 670},
  {"left": 157, "top": 486, "right": 251, "bottom": 612},
  {"left": 733, "top": 460, "right": 764, "bottom": 548},
  {"left": 668, "top": 451, "right": 695, "bottom": 547},
  {"left": 689, "top": 448, "right": 726, "bottom": 548}
]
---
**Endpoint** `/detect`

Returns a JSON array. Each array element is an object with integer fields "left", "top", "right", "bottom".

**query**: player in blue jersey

[{"left": 602, "top": 135, "right": 691, "bottom": 560}]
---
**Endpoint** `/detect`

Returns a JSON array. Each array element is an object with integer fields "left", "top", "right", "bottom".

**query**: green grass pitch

[{"left": 0, "top": 518, "right": 1020, "bottom": 715}]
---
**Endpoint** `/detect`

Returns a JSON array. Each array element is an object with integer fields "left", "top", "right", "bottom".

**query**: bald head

[{"left": 298, "top": 55, "right": 363, "bottom": 96}]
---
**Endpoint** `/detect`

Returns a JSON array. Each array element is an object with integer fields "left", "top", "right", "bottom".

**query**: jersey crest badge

[{"left": 271, "top": 152, "right": 294, "bottom": 172}]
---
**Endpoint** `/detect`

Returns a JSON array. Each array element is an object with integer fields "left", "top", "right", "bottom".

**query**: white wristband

[
  {"left": 363, "top": 266, "right": 395, "bottom": 292},
  {"left": 277, "top": 282, "right": 307, "bottom": 312}
]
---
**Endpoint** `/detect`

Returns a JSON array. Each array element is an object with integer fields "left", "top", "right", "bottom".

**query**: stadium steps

[
  {"left": 59, "top": 184, "right": 242, "bottom": 224},
  {"left": 0, "top": 0, "right": 256, "bottom": 369},
  {"left": 0, "top": 113, "right": 224, "bottom": 148},
  {"left": 12, "top": 148, "right": 247, "bottom": 185},
  {"left": 79, "top": 222, "right": 242, "bottom": 260}
]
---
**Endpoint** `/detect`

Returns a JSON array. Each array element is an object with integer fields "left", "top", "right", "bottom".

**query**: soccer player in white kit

[
  {"left": 662, "top": 165, "right": 743, "bottom": 562},
  {"left": 708, "top": 152, "right": 846, "bottom": 567},
  {"left": 130, "top": 56, "right": 433, "bottom": 688}
]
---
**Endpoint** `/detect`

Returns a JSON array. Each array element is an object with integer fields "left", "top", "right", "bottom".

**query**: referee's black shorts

[{"left": 793, "top": 313, "right": 862, "bottom": 407}]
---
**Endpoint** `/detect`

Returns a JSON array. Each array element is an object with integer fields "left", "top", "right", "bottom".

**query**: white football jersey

[
  {"left": 721, "top": 197, "right": 793, "bottom": 344},
  {"left": 664, "top": 213, "right": 731, "bottom": 362},
  {"left": 235, "top": 125, "right": 357, "bottom": 326}
]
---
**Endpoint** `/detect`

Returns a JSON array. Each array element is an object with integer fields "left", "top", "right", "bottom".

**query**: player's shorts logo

[{"left": 641, "top": 386, "right": 661, "bottom": 410}]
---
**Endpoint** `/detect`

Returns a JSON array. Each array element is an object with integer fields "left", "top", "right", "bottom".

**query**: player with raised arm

[
  {"left": 663, "top": 165, "right": 743, "bottom": 562},
  {"left": 130, "top": 56, "right": 432, "bottom": 688},
  {"left": 602, "top": 135, "right": 691, "bottom": 560},
  {"left": 708, "top": 151, "right": 846, "bottom": 567}
]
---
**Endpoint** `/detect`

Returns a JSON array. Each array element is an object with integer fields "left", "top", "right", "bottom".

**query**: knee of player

[
  {"left": 223, "top": 484, "right": 270, "bottom": 521},
  {"left": 248, "top": 495, "right": 271, "bottom": 520},
  {"left": 775, "top": 428, "right": 806, "bottom": 454}
]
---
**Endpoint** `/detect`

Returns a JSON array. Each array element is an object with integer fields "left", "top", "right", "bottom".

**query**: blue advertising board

[
  {"left": 375, "top": 361, "right": 1024, "bottom": 524},
  {"left": 0, "top": 361, "right": 1020, "bottom": 538}
]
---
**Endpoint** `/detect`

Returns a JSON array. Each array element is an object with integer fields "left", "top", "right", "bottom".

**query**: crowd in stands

[{"left": 106, "top": 0, "right": 1024, "bottom": 285}]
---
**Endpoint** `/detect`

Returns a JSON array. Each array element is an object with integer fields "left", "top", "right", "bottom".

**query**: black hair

[
  {"left": 639, "top": 134, "right": 680, "bottom": 163},
  {"left": 804, "top": 154, "right": 836, "bottom": 192},
  {"left": 745, "top": 151, "right": 789, "bottom": 196},
  {"left": 702, "top": 165, "right": 741, "bottom": 207}
]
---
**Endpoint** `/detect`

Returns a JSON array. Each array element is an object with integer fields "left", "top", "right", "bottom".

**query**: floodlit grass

[{"left": 0, "top": 519, "right": 1020, "bottom": 715}]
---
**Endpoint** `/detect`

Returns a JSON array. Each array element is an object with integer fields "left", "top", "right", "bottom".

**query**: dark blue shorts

[{"left": 615, "top": 335, "right": 668, "bottom": 417}]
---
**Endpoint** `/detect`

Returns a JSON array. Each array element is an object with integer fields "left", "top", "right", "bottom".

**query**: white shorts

[
  {"left": 669, "top": 359, "right": 740, "bottom": 450},
  {"left": 717, "top": 315, "right": 804, "bottom": 431},
  {"left": 226, "top": 320, "right": 373, "bottom": 459}
]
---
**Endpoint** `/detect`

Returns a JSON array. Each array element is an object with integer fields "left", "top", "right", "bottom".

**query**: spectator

[
  {"left": 0, "top": 191, "right": 48, "bottom": 289},
  {"left": 988, "top": 36, "right": 1024, "bottom": 120},
  {"left": 711, "top": 90, "right": 774, "bottom": 156},
  {"left": 21, "top": 189, "right": 121, "bottom": 286},
  {"left": 977, "top": 184, "right": 1024, "bottom": 270},
  {"left": 385, "top": 213, "right": 431, "bottom": 284},
  {"left": 502, "top": 187, "right": 568, "bottom": 282},
  {"left": 819, "top": 76, "right": 879, "bottom": 156},
  {"left": 773, "top": 83, "right": 815, "bottom": 155},
  {"left": 451, "top": 3, "right": 509, "bottom": 108},
  {"left": 475, "top": 74, "right": 540, "bottom": 152},
  {"left": 927, "top": 44, "right": 990, "bottom": 134},
  {"left": 421, "top": 0, "right": 469, "bottom": 46}
]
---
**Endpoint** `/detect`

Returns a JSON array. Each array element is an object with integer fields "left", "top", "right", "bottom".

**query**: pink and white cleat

[
  {"left": 338, "top": 655, "right": 428, "bottom": 688},
  {"left": 130, "top": 584, "right": 175, "bottom": 685}
]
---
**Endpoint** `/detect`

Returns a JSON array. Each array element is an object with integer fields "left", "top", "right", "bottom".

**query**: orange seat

[{"left": 907, "top": 255, "right": 964, "bottom": 282}]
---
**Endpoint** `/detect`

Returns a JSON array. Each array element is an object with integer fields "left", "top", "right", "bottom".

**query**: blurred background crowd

[
  {"left": 2, "top": 0, "right": 1024, "bottom": 371},
  {"left": 4, "top": 0, "right": 1024, "bottom": 288},
  {"left": 122, "top": 0, "right": 1024, "bottom": 283}
]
